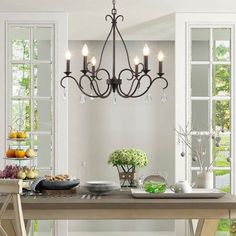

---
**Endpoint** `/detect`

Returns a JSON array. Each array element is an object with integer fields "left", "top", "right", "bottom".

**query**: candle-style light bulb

[
  {"left": 134, "top": 56, "right": 139, "bottom": 65},
  {"left": 65, "top": 50, "right": 71, "bottom": 60},
  {"left": 91, "top": 56, "right": 96, "bottom": 66},
  {"left": 65, "top": 50, "right": 71, "bottom": 73},
  {"left": 143, "top": 44, "right": 150, "bottom": 56},
  {"left": 82, "top": 44, "right": 88, "bottom": 56},
  {"left": 158, "top": 51, "right": 164, "bottom": 61}
]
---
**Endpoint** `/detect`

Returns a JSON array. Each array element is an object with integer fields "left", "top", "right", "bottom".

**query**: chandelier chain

[{"left": 112, "top": 0, "right": 116, "bottom": 7}]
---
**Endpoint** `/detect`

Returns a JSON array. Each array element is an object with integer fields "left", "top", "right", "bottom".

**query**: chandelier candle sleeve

[
  {"left": 65, "top": 50, "right": 71, "bottom": 73},
  {"left": 91, "top": 56, "right": 96, "bottom": 77},
  {"left": 143, "top": 44, "right": 149, "bottom": 72},
  {"left": 134, "top": 56, "right": 139, "bottom": 77}
]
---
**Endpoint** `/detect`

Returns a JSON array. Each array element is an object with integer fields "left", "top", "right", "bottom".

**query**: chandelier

[{"left": 60, "top": 0, "right": 168, "bottom": 99}]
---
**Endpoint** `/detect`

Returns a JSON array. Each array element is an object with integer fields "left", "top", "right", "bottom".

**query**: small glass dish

[{"left": 144, "top": 181, "right": 167, "bottom": 193}]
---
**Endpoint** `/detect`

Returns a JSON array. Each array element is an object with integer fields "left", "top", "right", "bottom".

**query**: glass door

[
  {"left": 7, "top": 24, "right": 55, "bottom": 236},
  {"left": 188, "top": 26, "right": 232, "bottom": 233}
]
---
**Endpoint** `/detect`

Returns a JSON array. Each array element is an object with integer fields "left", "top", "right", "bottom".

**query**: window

[
  {"left": 188, "top": 26, "right": 232, "bottom": 232},
  {"left": 6, "top": 24, "right": 55, "bottom": 175}
]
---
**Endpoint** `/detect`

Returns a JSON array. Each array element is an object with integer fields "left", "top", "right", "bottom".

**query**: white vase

[{"left": 195, "top": 171, "right": 213, "bottom": 189}]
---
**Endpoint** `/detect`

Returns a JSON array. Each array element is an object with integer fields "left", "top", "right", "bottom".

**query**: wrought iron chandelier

[{"left": 60, "top": 0, "right": 168, "bottom": 99}]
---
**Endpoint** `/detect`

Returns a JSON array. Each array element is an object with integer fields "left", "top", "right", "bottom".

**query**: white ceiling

[{"left": 1, "top": 0, "right": 236, "bottom": 40}]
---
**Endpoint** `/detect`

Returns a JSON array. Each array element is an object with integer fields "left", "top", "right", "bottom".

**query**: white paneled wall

[{"left": 68, "top": 40, "right": 175, "bottom": 233}]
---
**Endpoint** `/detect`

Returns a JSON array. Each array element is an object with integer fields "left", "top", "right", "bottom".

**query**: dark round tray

[{"left": 39, "top": 179, "right": 80, "bottom": 190}]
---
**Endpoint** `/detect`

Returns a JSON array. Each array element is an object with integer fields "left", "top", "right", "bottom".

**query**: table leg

[
  {"left": 188, "top": 219, "right": 195, "bottom": 236},
  {"left": 195, "top": 219, "right": 219, "bottom": 236},
  {"left": 1, "top": 220, "right": 17, "bottom": 236},
  {"left": 1, "top": 220, "right": 31, "bottom": 236}
]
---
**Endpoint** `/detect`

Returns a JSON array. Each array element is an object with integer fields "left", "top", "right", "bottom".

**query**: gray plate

[{"left": 39, "top": 179, "right": 80, "bottom": 190}]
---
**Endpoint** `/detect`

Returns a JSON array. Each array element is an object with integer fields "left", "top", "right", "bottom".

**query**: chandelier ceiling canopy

[{"left": 60, "top": 0, "right": 168, "bottom": 99}]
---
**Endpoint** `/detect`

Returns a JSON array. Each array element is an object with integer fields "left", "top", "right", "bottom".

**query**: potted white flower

[{"left": 108, "top": 148, "right": 148, "bottom": 187}]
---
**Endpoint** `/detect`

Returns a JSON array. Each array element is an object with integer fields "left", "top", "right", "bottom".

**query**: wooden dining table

[{"left": 1, "top": 189, "right": 236, "bottom": 236}]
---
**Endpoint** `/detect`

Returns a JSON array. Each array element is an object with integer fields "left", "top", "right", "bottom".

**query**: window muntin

[
  {"left": 7, "top": 25, "right": 54, "bottom": 174},
  {"left": 189, "top": 26, "right": 232, "bottom": 232}
]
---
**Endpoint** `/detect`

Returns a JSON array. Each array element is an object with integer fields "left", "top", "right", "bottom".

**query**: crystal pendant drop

[
  {"left": 80, "top": 94, "right": 86, "bottom": 104},
  {"left": 113, "top": 93, "right": 117, "bottom": 105},
  {"left": 161, "top": 90, "right": 167, "bottom": 102},
  {"left": 145, "top": 94, "right": 152, "bottom": 103},
  {"left": 63, "top": 88, "right": 67, "bottom": 100}
]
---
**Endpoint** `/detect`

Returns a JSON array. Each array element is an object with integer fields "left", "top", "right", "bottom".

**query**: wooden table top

[{"left": 11, "top": 189, "right": 236, "bottom": 210}]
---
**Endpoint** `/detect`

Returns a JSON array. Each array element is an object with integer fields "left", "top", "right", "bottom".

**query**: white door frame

[
  {"left": 175, "top": 12, "right": 236, "bottom": 236},
  {"left": 0, "top": 12, "right": 68, "bottom": 236}
]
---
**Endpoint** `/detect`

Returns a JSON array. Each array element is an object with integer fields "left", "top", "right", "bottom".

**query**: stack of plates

[{"left": 83, "top": 181, "right": 119, "bottom": 194}]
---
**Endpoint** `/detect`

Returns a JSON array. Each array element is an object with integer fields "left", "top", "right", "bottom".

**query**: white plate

[
  {"left": 82, "top": 184, "right": 119, "bottom": 194},
  {"left": 85, "top": 181, "right": 116, "bottom": 186},
  {"left": 131, "top": 188, "right": 226, "bottom": 199}
]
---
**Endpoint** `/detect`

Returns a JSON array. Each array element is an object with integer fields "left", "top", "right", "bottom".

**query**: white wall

[{"left": 68, "top": 40, "right": 175, "bottom": 232}]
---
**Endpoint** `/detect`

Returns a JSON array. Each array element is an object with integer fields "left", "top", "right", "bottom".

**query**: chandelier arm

[
  {"left": 115, "top": 15, "right": 124, "bottom": 22},
  {"left": 117, "top": 77, "right": 142, "bottom": 97},
  {"left": 80, "top": 74, "right": 112, "bottom": 98},
  {"left": 95, "top": 68, "right": 111, "bottom": 81},
  {"left": 115, "top": 24, "right": 135, "bottom": 73},
  {"left": 92, "top": 78, "right": 111, "bottom": 97},
  {"left": 116, "top": 85, "right": 130, "bottom": 98},
  {"left": 96, "top": 22, "right": 113, "bottom": 71},
  {"left": 153, "top": 76, "right": 169, "bottom": 90},
  {"left": 129, "top": 74, "right": 152, "bottom": 97},
  {"left": 118, "top": 68, "right": 134, "bottom": 81},
  {"left": 129, "top": 75, "right": 169, "bottom": 98},
  {"left": 60, "top": 75, "right": 68, "bottom": 89},
  {"left": 79, "top": 74, "right": 103, "bottom": 97},
  {"left": 60, "top": 75, "right": 99, "bottom": 97}
]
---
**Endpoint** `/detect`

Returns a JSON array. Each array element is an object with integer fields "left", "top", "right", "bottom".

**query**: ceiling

[{"left": 1, "top": 0, "right": 236, "bottom": 40}]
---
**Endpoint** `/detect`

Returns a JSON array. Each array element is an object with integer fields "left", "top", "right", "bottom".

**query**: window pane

[
  {"left": 191, "top": 135, "right": 210, "bottom": 167},
  {"left": 214, "top": 170, "right": 230, "bottom": 192},
  {"left": 10, "top": 27, "right": 30, "bottom": 60},
  {"left": 34, "top": 134, "right": 52, "bottom": 168},
  {"left": 191, "top": 65, "right": 209, "bottom": 97},
  {"left": 11, "top": 100, "right": 30, "bottom": 131},
  {"left": 34, "top": 64, "right": 52, "bottom": 97},
  {"left": 213, "top": 135, "right": 230, "bottom": 168},
  {"left": 34, "top": 27, "right": 52, "bottom": 61},
  {"left": 34, "top": 100, "right": 52, "bottom": 132},
  {"left": 33, "top": 220, "right": 54, "bottom": 236},
  {"left": 213, "top": 28, "right": 231, "bottom": 62},
  {"left": 212, "top": 100, "right": 230, "bottom": 132},
  {"left": 212, "top": 65, "right": 230, "bottom": 96},
  {"left": 191, "top": 28, "right": 210, "bottom": 61},
  {"left": 12, "top": 64, "right": 30, "bottom": 97},
  {"left": 191, "top": 100, "right": 209, "bottom": 131}
]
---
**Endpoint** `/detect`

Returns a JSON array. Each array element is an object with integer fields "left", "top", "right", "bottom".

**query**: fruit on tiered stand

[
  {"left": 0, "top": 165, "right": 20, "bottom": 179},
  {"left": 6, "top": 147, "right": 15, "bottom": 158},
  {"left": 8, "top": 130, "right": 17, "bottom": 139},
  {"left": 16, "top": 131, "right": 27, "bottom": 139},
  {"left": 15, "top": 149, "right": 26, "bottom": 158},
  {"left": 25, "top": 148, "right": 37, "bottom": 158},
  {"left": 17, "top": 167, "right": 38, "bottom": 180},
  {"left": 8, "top": 126, "right": 28, "bottom": 140},
  {"left": 0, "top": 165, "right": 39, "bottom": 180}
]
